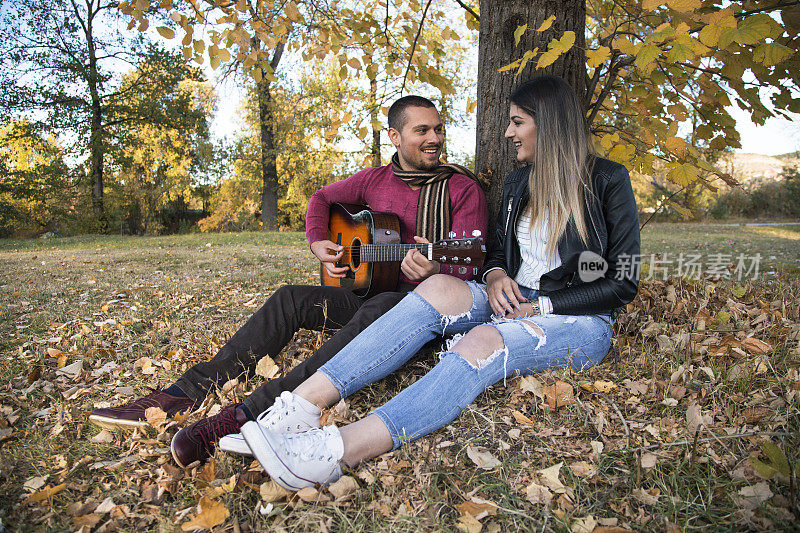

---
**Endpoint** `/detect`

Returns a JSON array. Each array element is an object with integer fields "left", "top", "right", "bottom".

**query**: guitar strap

[{"left": 391, "top": 152, "right": 477, "bottom": 242}]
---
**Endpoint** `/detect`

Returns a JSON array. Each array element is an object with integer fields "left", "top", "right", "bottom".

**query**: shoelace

[
  {"left": 192, "top": 407, "right": 242, "bottom": 449},
  {"left": 285, "top": 427, "right": 337, "bottom": 462},
  {"left": 257, "top": 394, "right": 295, "bottom": 429}
]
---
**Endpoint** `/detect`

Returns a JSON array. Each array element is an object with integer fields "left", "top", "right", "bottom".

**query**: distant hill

[{"left": 719, "top": 152, "right": 799, "bottom": 185}]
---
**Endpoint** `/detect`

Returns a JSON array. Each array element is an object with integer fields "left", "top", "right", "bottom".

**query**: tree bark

[
  {"left": 369, "top": 76, "right": 381, "bottom": 167},
  {"left": 476, "top": 0, "right": 586, "bottom": 224},
  {"left": 84, "top": 0, "right": 105, "bottom": 222},
  {"left": 257, "top": 41, "right": 285, "bottom": 231}
]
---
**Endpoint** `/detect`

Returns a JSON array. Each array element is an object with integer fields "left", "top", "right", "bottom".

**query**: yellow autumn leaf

[
  {"left": 27, "top": 483, "right": 67, "bottom": 503},
  {"left": 635, "top": 44, "right": 661, "bottom": 71},
  {"left": 642, "top": 0, "right": 663, "bottom": 10},
  {"left": 285, "top": 1, "right": 302, "bottom": 22},
  {"left": 517, "top": 48, "right": 537, "bottom": 73},
  {"left": 665, "top": 136, "right": 687, "bottom": 155},
  {"left": 514, "top": 24, "right": 527, "bottom": 46},
  {"left": 587, "top": 46, "right": 611, "bottom": 68},
  {"left": 667, "top": 35, "right": 697, "bottom": 62},
  {"left": 666, "top": 0, "right": 701, "bottom": 12},
  {"left": 498, "top": 59, "right": 521, "bottom": 72},
  {"left": 536, "top": 49, "right": 560, "bottom": 69},
  {"left": 594, "top": 380, "right": 617, "bottom": 393},
  {"left": 666, "top": 162, "right": 700, "bottom": 186},
  {"left": 754, "top": 42, "right": 794, "bottom": 66},
  {"left": 156, "top": 26, "right": 175, "bottom": 39},
  {"left": 535, "top": 15, "right": 556, "bottom": 32},
  {"left": 181, "top": 497, "right": 229, "bottom": 531}
]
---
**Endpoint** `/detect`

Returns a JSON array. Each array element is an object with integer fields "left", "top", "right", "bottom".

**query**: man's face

[{"left": 388, "top": 106, "right": 444, "bottom": 171}]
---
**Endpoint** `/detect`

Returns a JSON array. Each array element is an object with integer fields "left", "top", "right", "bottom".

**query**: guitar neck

[{"left": 360, "top": 243, "right": 430, "bottom": 263}]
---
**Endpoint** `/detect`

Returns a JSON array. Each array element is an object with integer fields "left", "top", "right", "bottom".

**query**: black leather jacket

[{"left": 479, "top": 156, "right": 640, "bottom": 316}]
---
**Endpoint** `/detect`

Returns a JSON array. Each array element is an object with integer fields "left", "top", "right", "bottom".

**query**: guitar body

[{"left": 321, "top": 203, "right": 402, "bottom": 298}]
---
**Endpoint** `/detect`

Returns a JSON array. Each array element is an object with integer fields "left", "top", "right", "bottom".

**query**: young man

[{"left": 88, "top": 96, "right": 487, "bottom": 467}]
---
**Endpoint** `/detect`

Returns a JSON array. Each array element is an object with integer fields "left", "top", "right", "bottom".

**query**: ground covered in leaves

[{"left": 1, "top": 227, "right": 799, "bottom": 532}]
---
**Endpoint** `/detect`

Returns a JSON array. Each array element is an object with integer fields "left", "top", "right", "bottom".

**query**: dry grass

[{"left": 1, "top": 226, "right": 798, "bottom": 532}]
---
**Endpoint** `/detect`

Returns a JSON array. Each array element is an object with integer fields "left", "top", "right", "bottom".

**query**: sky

[{"left": 209, "top": 73, "right": 800, "bottom": 159}]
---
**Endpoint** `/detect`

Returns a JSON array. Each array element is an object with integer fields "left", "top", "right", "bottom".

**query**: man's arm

[{"left": 306, "top": 170, "right": 372, "bottom": 276}]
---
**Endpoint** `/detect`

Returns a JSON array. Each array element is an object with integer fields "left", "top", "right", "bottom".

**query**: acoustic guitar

[{"left": 320, "top": 203, "right": 485, "bottom": 298}]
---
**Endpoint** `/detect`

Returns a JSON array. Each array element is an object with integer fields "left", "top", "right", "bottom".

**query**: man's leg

[
  {"left": 89, "top": 285, "right": 362, "bottom": 430},
  {"left": 174, "top": 285, "right": 363, "bottom": 402},
  {"left": 242, "top": 290, "right": 407, "bottom": 415},
  {"left": 170, "top": 291, "right": 407, "bottom": 466}
]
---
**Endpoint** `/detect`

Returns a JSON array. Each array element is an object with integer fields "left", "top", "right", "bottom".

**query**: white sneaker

[
  {"left": 241, "top": 422, "right": 344, "bottom": 491},
  {"left": 218, "top": 391, "right": 321, "bottom": 455}
]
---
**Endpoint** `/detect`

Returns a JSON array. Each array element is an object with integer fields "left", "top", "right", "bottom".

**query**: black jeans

[{"left": 174, "top": 284, "right": 408, "bottom": 415}]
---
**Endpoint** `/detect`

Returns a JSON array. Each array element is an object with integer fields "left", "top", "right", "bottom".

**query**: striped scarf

[{"left": 390, "top": 152, "right": 477, "bottom": 242}]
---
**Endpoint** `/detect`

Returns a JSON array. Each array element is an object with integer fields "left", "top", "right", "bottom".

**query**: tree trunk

[
  {"left": 476, "top": 0, "right": 586, "bottom": 224},
  {"left": 369, "top": 76, "right": 381, "bottom": 167},
  {"left": 257, "top": 42, "right": 285, "bottom": 231},
  {"left": 84, "top": 1, "right": 105, "bottom": 223}
]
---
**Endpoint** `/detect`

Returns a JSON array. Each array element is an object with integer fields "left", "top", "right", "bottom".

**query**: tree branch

[
  {"left": 400, "top": 0, "right": 433, "bottom": 95},
  {"left": 454, "top": 0, "right": 479, "bottom": 22}
]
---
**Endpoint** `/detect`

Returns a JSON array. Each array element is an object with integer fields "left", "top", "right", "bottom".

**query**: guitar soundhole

[{"left": 350, "top": 239, "right": 362, "bottom": 269}]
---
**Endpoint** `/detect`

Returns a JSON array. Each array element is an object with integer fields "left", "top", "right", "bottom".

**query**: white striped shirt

[{"left": 513, "top": 210, "right": 561, "bottom": 290}]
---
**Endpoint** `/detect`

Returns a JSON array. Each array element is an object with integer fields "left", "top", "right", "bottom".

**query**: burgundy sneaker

[
  {"left": 170, "top": 405, "right": 248, "bottom": 468},
  {"left": 88, "top": 389, "right": 197, "bottom": 430}
]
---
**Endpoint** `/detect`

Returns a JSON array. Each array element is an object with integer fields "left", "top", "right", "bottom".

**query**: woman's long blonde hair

[{"left": 510, "top": 76, "right": 594, "bottom": 259}]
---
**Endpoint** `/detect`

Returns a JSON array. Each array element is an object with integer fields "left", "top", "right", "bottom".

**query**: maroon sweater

[{"left": 306, "top": 164, "right": 488, "bottom": 284}]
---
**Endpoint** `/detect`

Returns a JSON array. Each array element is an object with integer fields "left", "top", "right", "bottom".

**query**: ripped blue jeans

[{"left": 318, "top": 281, "right": 612, "bottom": 449}]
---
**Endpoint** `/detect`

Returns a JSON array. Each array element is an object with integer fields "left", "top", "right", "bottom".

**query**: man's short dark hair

[{"left": 387, "top": 96, "right": 437, "bottom": 131}]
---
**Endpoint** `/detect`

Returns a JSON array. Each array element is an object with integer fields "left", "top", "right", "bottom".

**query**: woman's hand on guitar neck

[
  {"left": 401, "top": 236, "right": 441, "bottom": 282},
  {"left": 311, "top": 240, "right": 349, "bottom": 278}
]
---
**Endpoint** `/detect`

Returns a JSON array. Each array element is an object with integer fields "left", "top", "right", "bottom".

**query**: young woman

[{"left": 239, "top": 75, "right": 641, "bottom": 490}]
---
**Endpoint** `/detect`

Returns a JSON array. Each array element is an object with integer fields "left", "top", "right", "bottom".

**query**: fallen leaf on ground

[
  {"left": 570, "top": 461, "right": 598, "bottom": 477},
  {"left": 518, "top": 375, "right": 543, "bottom": 398},
  {"left": 640, "top": 452, "right": 658, "bottom": 469},
  {"left": 543, "top": 381, "right": 574, "bottom": 409},
  {"left": 742, "top": 337, "right": 772, "bottom": 355},
  {"left": 260, "top": 480, "right": 291, "bottom": 503},
  {"left": 571, "top": 514, "right": 597, "bottom": 533},
  {"left": 632, "top": 487, "right": 660, "bottom": 506},
  {"left": 23, "top": 475, "right": 48, "bottom": 492},
  {"left": 255, "top": 355, "right": 279, "bottom": 379},
  {"left": 27, "top": 483, "right": 67, "bottom": 503},
  {"left": 91, "top": 429, "right": 114, "bottom": 444},
  {"left": 456, "top": 512, "right": 483, "bottom": 533},
  {"left": 456, "top": 499, "right": 498, "bottom": 520},
  {"left": 296, "top": 486, "right": 331, "bottom": 502},
  {"left": 95, "top": 497, "right": 116, "bottom": 514},
  {"left": 181, "top": 497, "right": 229, "bottom": 531},
  {"left": 467, "top": 446, "right": 501, "bottom": 470},
  {"left": 525, "top": 482, "right": 553, "bottom": 505},
  {"left": 735, "top": 481, "right": 773, "bottom": 510},
  {"left": 512, "top": 410, "right": 534, "bottom": 426},
  {"left": 594, "top": 380, "right": 617, "bottom": 393},
  {"left": 145, "top": 406, "right": 168, "bottom": 430},
  {"left": 327, "top": 475, "right": 359, "bottom": 500},
  {"left": 538, "top": 462, "right": 566, "bottom": 493}
]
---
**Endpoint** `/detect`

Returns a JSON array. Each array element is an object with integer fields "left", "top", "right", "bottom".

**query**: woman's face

[{"left": 505, "top": 103, "right": 537, "bottom": 163}]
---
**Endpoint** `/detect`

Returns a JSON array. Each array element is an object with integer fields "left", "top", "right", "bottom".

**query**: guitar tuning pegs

[
  {"left": 439, "top": 256, "right": 447, "bottom": 262},
  {"left": 448, "top": 231, "right": 456, "bottom": 239},
  {"left": 451, "top": 256, "right": 459, "bottom": 263},
  {"left": 462, "top": 230, "right": 466, "bottom": 237},
  {"left": 472, "top": 230, "right": 481, "bottom": 237}
]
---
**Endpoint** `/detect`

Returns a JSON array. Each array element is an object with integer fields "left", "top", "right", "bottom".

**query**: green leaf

[
  {"left": 753, "top": 43, "right": 794, "bottom": 66},
  {"left": 762, "top": 442, "right": 791, "bottom": 477},
  {"left": 751, "top": 458, "right": 778, "bottom": 479},
  {"left": 156, "top": 26, "right": 175, "bottom": 39},
  {"left": 731, "top": 285, "right": 746, "bottom": 298},
  {"left": 635, "top": 44, "right": 661, "bottom": 71},
  {"left": 514, "top": 24, "right": 527, "bottom": 46}
]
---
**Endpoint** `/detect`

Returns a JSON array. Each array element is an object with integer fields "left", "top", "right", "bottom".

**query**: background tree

[
  {"left": 105, "top": 51, "right": 215, "bottom": 234},
  {"left": 0, "top": 121, "right": 71, "bottom": 236},
  {"left": 0, "top": 0, "right": 153, "bottom": 223},
  {"left": 200, "top": 61, "right": 352, "bottom": 232}
]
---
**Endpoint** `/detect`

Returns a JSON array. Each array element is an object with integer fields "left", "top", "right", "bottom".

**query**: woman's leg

[
  {"left": 292, "top": 275, "right": 492, "bottom": 409},
  {"left": 367, "top": 313, "right": 613, "bottom": 451}
]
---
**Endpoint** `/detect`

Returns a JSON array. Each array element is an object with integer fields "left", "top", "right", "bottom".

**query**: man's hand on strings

[{"left": 310, "top": 239, "right": 349, "bottom": 278}]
